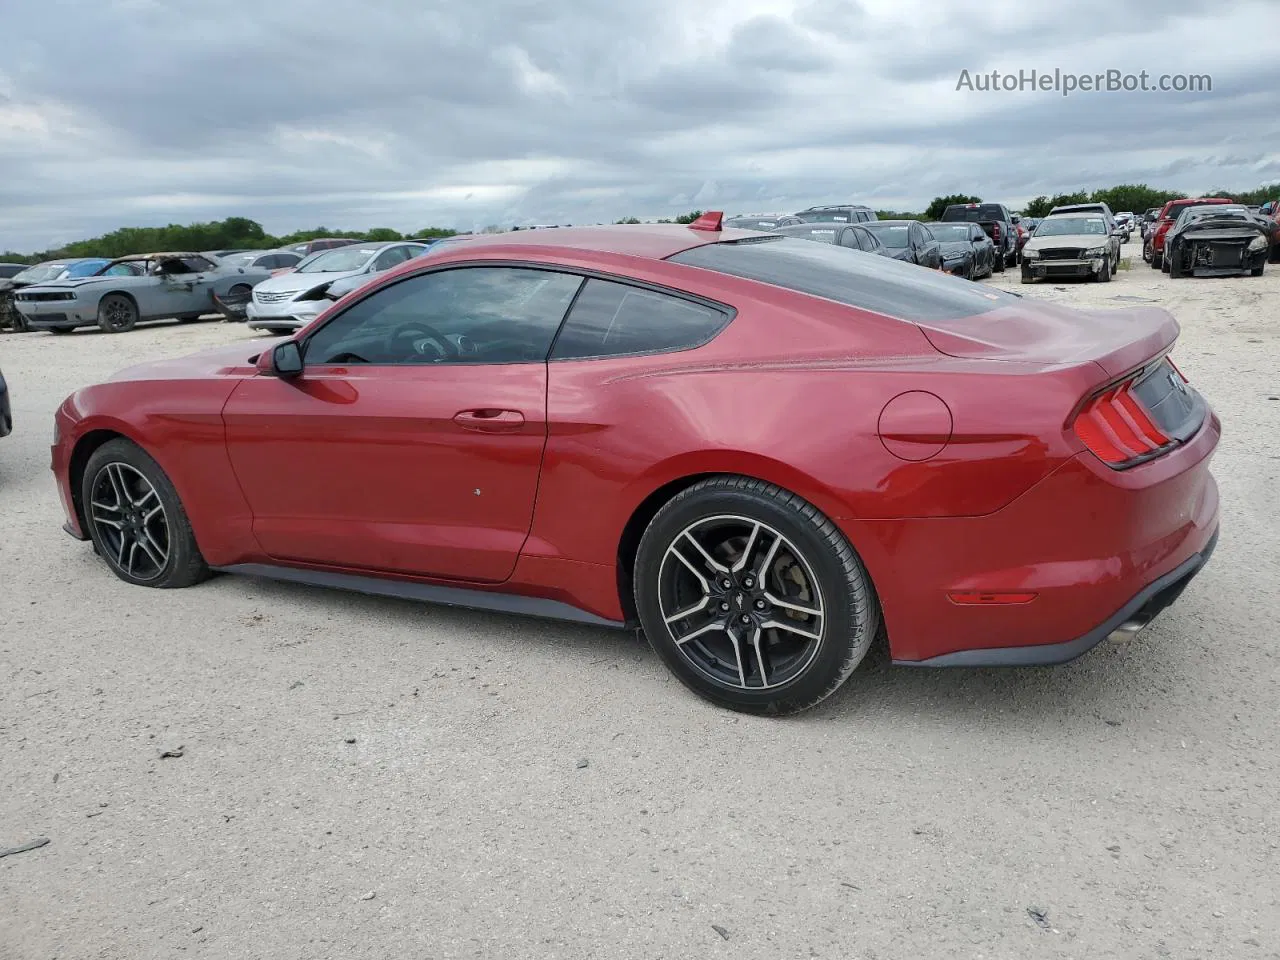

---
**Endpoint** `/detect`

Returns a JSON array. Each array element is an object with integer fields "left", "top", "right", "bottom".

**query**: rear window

[
  {"left": 669, "top": 237, "right": 1016, "bottom": 322},
  {"left": 551, "top": 278, "right": 730, "bottom": 360},
  {"left": 942, "top": 204, "right": 1005, "bottom": 223}
]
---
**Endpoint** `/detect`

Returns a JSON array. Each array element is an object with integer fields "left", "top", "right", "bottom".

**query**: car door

[
  {"left": 970, "top": 225, "right": 990, "bottom": 270},
  {"left": 911, "top": 223, "right": 940, "bottom": 267},
  {"left": 149, "top": 257, "right": 219, "bottom": 318},
  {"left": 221, "top": 265, "right": 585, "bottom": 582}
]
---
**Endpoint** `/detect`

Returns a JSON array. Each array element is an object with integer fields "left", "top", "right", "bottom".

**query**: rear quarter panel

[{"left": 528, "top": 280, "right": 1088, "bottom": 568}]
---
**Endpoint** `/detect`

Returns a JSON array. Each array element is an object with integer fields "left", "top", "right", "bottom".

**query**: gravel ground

[{"left": 2, "top": 242, "right": 1277, "bottom": 959}]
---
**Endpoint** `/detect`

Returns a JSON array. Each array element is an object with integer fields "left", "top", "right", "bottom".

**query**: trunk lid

[{"left": 914, "top": 301, "right": 1179, "bottom": 378}]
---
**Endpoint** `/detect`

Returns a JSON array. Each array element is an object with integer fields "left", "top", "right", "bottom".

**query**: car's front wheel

[
  {"left": 81, "top": 438, "right": 210, "bottom": 589},
  {"left": 97, "top": 294, "right": 139, "bottom": 333},
  {"left": 633, "top": 476, "right": 880, "bottom": 715}
]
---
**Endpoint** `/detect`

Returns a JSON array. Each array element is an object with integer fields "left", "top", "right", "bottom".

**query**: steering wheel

[{"left": 390, "top": 323, "right": 458, "bottom": 361}]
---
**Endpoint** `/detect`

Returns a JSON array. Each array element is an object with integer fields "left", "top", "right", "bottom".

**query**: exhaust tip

[{"left": 1108, "top": 617, "right": 1150, "bottom": 643}]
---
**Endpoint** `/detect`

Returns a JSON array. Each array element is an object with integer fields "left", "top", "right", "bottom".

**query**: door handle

[{"left": 453, "top": 409, "right": 526, "bottom": 433}]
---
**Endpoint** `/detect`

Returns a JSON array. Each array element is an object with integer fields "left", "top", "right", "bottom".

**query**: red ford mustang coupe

[{"left": 51, "top": 214, "right": 1220, "bottom": 714}]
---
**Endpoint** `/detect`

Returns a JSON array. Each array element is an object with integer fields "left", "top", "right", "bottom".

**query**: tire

[
  {"left": 48, "top": 326, "right": 75, "bottom": 335},
  {"left": 1143, "top": 239, "right": 1153, "bottom": 263},
  {"left": 1151, "top": 251, "right": 1162, "bottom": 270},
  {"left": 633, "top": 476, "right": 880, "bottom": 715},
  {"left": 97, "top": 293, "right": 139, "bottom": 333},
  {"left": 1020, "top": 267, "right": 1035, "bottom": 284},
  {"left": 81, "top": 438, "right": 210, "bottom": 589},
  {"left": 1097, "top": 258, "right": 1112, "bottom": 282},
  {"left": 1168, "top": 251, "right": 1182, "bottom": 279},
  {"left": 1251, "top": 264, "right": 1265, "bottom": 277}
]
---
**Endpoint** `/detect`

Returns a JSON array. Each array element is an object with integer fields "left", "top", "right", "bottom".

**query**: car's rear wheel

[
  {"left": 633, "top": 476, "right": 880, "bottom": 715},
  {"left": 81, "top": 438, "right": 210, "bottom": 589},
  {"left": 97, "top": 294, "right": 138, "bottom": 333}
]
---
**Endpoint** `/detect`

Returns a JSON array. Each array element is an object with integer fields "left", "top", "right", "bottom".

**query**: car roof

[
  {"left": 112, "top": 251, "right": 205, "bottom": 262},
  {"left": 419, "top": 223, "right": 735, "bottom": 260},
  {"left": 1045, "top": 211, "right": 1103, "bottom": 219}
]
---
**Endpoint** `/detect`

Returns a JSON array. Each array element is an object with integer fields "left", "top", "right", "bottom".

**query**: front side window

[
  {"left": 550, "top": 278, "right": 730, "bottom": 360},
  {"left": 303, "top": 266, "right": 583, "bottom": 366}
]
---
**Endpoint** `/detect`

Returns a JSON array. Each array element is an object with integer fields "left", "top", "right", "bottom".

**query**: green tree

[
  {"left": 1022, "top": 196, "right": 1053, "bottom": 218},
  {"left": 875, "top": 210, "right": 923, "bottom": 221},
  {"left": 924, "top": 194, "right": 981, "bottom": 220},
  {"left": 1089, "top": 184, "right": 1184, "bottom": 213},
  {"left": 614, "top": 216, "right": 642, "bottom": 224},
  {"left": 673, "top": 210, "right": 704, "bottom": 224}
]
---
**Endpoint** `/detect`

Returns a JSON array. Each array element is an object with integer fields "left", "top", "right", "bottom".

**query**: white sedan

[{"left": 246, "top": 241, "right": 429, "bottom": 334}]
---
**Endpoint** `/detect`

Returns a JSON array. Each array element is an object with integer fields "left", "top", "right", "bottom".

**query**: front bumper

[
  {"left": 17, "top": 300, "right": 91, "bottom": 329},
  {"left": 246, "top": 299, "right": 323, "bottom": 331},
  {"left": 1023, "top": 256, "right": 1106, "bottom": 278},
  {"left": 944, "top": 258, "right": 973, "bottom": 276}
]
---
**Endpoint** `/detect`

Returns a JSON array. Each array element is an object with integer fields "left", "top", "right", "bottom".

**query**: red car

[
  {"left": 51, "top": 214, "right": 1220, "bottom": 714},
  {"left": 1148, "top": 198, "right": 1232, "bottom": 269}
]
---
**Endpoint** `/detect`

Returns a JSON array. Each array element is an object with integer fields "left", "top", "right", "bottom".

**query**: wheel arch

[
  {"left": 68, "top": 427, "right": 136, "bottom": 534},
  {"left": 612, "top": 455, "right": 861, "bottom": 625}
]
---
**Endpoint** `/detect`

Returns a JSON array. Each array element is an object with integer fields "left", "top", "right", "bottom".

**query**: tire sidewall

[{"left": 634, "top": 483, "right": 874, "bottom": 714}]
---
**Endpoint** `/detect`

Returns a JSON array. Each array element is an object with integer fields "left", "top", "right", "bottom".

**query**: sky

[{"left": 2, "top": 0, "right": 1278, "bottom": 252}]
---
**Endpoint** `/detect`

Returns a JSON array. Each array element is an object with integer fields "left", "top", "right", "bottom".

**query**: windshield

[
  {"left": 944, "top": 205, "right": 1004, "bottom": 223},
  {"left": 927, "top": 224, "right": 972, "bottom": 241},
  {"left": 297, "top": 246, "right": 380, "bottom": 273},
  {"left": 1034, "top": 216, "right": 1106, "bottom": 237},
  {"left": 12, "top": 263, "right": 70, "bottom": 283},
  {"left": 65, "top": 260, "right": 109, "bottom": 278},
  {"left": 794, "top": 210, "right": 858, "bottom": 223},
  {"left": 220, "top": 252, "right": 261, "bottom": 268},
  {"left": 863, "top": 224, "right": 910, "bottom": 248}
]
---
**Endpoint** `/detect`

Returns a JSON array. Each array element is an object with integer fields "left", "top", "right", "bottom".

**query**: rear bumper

[
  {"left": 897, "top": 527, "right": 1218, "bottom": 666},
  {"left": 850, "top": 410, "right": 1222, "bottom": 664}
]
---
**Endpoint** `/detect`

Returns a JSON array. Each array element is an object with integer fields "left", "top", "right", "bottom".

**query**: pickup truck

[{"left": 940, "top": 203, "right": 1016, "bottom": 270}]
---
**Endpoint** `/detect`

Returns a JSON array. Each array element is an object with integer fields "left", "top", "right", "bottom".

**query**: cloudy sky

[{"left": 3, "top": 0, "right": 1278, "bottom": 251}]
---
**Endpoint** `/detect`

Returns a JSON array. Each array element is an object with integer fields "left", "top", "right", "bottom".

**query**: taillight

[
  {"left": 1072, "top": 376, "right": 1174, "bottom": 467},
  {"left": 992, "top": 222, "right": 1002, "bottom": 243}
]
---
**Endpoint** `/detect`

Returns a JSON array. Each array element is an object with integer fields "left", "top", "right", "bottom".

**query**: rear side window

[
  {"left": 551, "top": 279, "right": 730, "bottom": 360},
  {"left": 669, "top": 237, "right": 1017, "bottom": 322}
]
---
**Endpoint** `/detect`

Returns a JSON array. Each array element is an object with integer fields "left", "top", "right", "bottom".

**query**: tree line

[
  {"left": 2, "top": 217, "right": 457, "bottom": 265},
  {"left": 6, "top": 182, "right": 1279, "bottom": 263}
]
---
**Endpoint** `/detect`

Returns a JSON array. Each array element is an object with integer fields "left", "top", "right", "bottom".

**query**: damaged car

[
  {"left": 1163, "top": 205, "right": 1269, "bottom": 279},
  {"left": 13, "top": 252, "right": 273, "bottom": 334},
  {"left": 1021, "top": 212, "right": 1119, "bottom": 283},
  {"left": 2, "top": 259, "right": 123, "bottom": 332}
]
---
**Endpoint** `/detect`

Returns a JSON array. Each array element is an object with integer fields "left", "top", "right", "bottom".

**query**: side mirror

[{"left": 260, "top": 340, "right": 303, "bottom": 378}]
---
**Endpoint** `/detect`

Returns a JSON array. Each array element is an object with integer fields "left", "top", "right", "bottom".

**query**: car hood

[
  {"left": 253, "top": 267, "right": 366, "bottom": 296},
  {"left": 1024, "top": 234, "right": 1109, "bottom": 252},
  {"left": 108, "top": 340, "right": 269, "bottom": 383}
]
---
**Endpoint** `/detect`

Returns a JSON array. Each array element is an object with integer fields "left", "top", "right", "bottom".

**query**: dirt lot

[{"left": 2, "top": 241, "right": 1278, "bottom": 959}]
